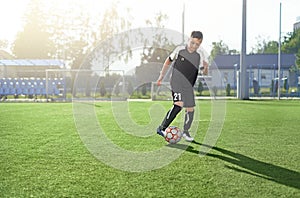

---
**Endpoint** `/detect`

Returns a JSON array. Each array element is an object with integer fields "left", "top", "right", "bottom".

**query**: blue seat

[
  {"left": 2, "top": 82, "right": 8, "bottom": 89},
  {"left": 9, "top": 88, "right": 16, "bottom": 95},
  {"left": 35, "top": 88, "right": 41, "bottom": 95},
  {"left": 22, "top": 87, "right": 28, "bottom": 95},
  {"left": 28, "top": 85, "right": 35, "bottom": 95},
  {"left": 54, "top": 87, "right": 60, "bottom": 95},
  {"left": 16, "top": 87, "right": 22, "bottom": 95},
  {"left": 3, "top": 87, "right": 10, "bottom": 95},
  {"left": 41, "top": 88, "right": 46, "bottom": 95}
]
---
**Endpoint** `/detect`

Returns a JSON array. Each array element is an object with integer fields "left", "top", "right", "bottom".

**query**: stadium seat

[
  {"left": 22, "top": 87, "right": 28, "bottom": 95},
  {"left": 54, "top": 87, "right": 60, "bottom": 95},
  {"left": 3, "top": 87, "right": 10, "bottom": 95},
  {"left": 9, "top": 87, "right": 16, "bottom": 95},
  {"left": 0, "top": 77, "right": 66, "bottom": 98},
  {"left": 16, "top": 87, "right": 22, "bottom": 95},
  {"left": 2, "top": 82, "right": 8, "bottom": 89},
  {"left": 41, "top": 88, "right": 46, "bottom": 95},
  {"left": 28, "top": 86, "right": 35, "bottom": 95},
  {"left": 35, "top": 88, "right": 41, "bottom": 95}
]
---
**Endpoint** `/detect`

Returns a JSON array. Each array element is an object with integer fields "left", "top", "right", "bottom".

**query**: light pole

[
  {"left": 278, "top": 2, "right": 282, "bottom": 100},
  {"left": 239, "top": 0, "right": 249, "bottom": 99},
  {"left": 182, "top": 2, "right": 185, "bottom": 45}
]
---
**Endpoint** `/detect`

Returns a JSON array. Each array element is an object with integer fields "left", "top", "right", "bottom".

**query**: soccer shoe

[
  {"left": 156, "top": 127, "right": 166, "bottom": 137},
  {"left": 183, "top": 131, "right": 194, "bottom": 142}
]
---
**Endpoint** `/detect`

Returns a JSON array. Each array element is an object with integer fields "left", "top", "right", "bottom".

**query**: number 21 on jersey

[{"left": 173, "top": 92, "right": 182, "bottom": 101}]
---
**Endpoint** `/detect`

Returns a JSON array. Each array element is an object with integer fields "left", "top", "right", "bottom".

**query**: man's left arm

[{"left": 197, "top": 46, "right": 209, "bottom": 75}]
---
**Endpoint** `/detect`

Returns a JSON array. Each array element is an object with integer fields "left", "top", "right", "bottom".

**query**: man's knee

[
  {"left": 174, "top": 101, "right": 183, "bottom": 107},
  {"left": 186, "top": 107, "right": 194, "bottom": 112}
]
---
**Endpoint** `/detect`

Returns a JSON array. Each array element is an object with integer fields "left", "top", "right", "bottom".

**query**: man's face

[{"left": 187, "top": 37, "right": 202, "bottom": 53}]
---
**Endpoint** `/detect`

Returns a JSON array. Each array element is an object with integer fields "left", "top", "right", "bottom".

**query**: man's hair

[{"left": 191, "top": 31, "right": 203, "bottom": 39}]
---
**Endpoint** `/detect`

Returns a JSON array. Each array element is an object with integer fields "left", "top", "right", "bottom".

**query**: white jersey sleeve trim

[{"left": 169, "top": 45, "right": 186, "bottom": 61}]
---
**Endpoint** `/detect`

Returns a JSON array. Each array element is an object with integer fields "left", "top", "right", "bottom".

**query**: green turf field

[{"left": 0, "top": 100, "right": 299, "bottom": 197}]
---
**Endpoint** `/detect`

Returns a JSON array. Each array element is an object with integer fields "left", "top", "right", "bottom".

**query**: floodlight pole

[
  {"left": 182, "top": 2, "right": 185, "bottom": 44},
  {"left": 239, "top": 0, "right": 249, "bottom": 100},
  {"left": 278, "top": 2, "right": 282, "bottom": 100}
]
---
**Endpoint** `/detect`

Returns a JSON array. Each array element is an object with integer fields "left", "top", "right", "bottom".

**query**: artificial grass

[{"left": 0, "top": 100, "right": 299, "bottom": 197}]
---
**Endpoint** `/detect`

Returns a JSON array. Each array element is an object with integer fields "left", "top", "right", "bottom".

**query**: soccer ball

[{"left": 164, "top": 126, "right": 182, "bottom": 144}]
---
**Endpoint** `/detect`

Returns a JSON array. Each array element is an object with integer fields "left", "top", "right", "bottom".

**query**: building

[
  {"left": 0, "top": 59, "right": 65, "bottom": 98},
  {"left": 0, "top": 59, "right": 65, "bottom": 78},
  {"left": 0, "top": 50, "right": 15, "bottom": 59},
  {"left": 210, "top": 54, "right": 297, "bottom": 92},
  {"left": 294, "top": 16, "right": 300, "bottom": 31}
]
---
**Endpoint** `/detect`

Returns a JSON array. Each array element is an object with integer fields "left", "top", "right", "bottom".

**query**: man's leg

[
  {"left": 157, "top": 101, "right": 183, "bottom": 137},
  {"left": 183, "top": 107, "right": 194, "bottom": 142}
]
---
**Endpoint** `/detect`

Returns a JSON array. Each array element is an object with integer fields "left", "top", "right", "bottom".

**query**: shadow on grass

[{"left": 167, "top": 141, "right": 300, "bottom": 190}]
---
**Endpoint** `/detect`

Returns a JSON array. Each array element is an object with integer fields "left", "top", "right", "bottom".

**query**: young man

[{"left": 156, "top": 31, "right": 208, "bottom": 142}]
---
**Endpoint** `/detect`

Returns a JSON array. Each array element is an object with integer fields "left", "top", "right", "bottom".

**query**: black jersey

[{"left": 169, "top": 46, "right": 201, "bottom": 87}]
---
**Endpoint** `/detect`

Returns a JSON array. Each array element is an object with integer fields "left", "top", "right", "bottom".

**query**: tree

[
  {"left": 12, "top": 0, "right": 55, "bottom": 58},
  {"left": 0, "top": 40, "right": 14, "bottom": 59},
  {"left": 45, "top": 2, "right": 93, "bottom": 69},
  {"left": 99, "top": 82, "right": 107, "bottom": 97},
  {"left": 141, "top": 12, "right": 175, "bottom": 64},
  {"left": 226, "top": 83, "right": 231, "bottom": 96},
  {"left": 89, "top": 2, "right": 132, "bottom": 72},
  {"left": 210, "top": 40, "right": 229, "bottom": 60},
  {"left": 197, "top": 81, "right": 204, "bottom": 96},
  {"left": 250, "top": 35, "right": 278, "bottom": 54},
  {"left": 282, "top": 29, "right": 300, "bottom": 68},
  {"left": 0, "top": 40, "right": 8, "bottom": 49},
  {"left": 250, "top": 30, "right": 300, "bottom": 68},
  {"left": 127, "top": 81, "right": 134, "bottom": 95}
]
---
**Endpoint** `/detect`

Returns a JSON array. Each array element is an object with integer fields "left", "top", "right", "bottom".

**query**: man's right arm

[{"left": 157, "top": 57, "right": 172, "bottom": 86}]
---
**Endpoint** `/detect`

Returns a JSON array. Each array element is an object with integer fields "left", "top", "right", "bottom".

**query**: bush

[
  {"left": 99, "top": 82, "right": 107, "bottom": 97},
  {"left": 197, "top": 81, "right": 204, "bottom": 96},
  {"left": 212, "top": 86, "right": 218, "bottom": 96},
  {"left": 226, "top": 84, "right": 231, "bottom": 96}
]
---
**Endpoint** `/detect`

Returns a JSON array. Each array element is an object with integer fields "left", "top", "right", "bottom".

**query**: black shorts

[{"left": 171, "top": 83, "right": 195, "bottom": 107}]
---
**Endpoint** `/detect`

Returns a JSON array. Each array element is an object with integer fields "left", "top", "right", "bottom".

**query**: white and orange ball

[{"left": 164, "top": 126, "right": 182, "bottom": 144}]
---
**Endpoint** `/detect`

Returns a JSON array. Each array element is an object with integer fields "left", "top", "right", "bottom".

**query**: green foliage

[
  {"left": 226, "top": 83, "right": 231, "bottom": 96},
  {"left": 92, "top": 2, "right": 133, "bottom": 69},
  {"left": 141, "top": 12, "right": 175, "bottom": 64},
  {"left": 0, "top": 40, "right": 8, "bottom": 49},
  {"left": 114, "top": 84, "right": 120, "bottom": 96},
  {"left": 253, "top": 79, "right": 260, "bottom": 95},
  {"left": 270, "top": 79, "right": 278, "bottom": 94},
  {"left": 282, "top": 29, "right": 300, "bottom": 68},
  {"left": 210, "top": 40, "right": 229, "bottom": 59},
  {"left": 251, "top": 35, "right": 279, "bottom": 54},
  {"left": 197, "top": 80, "right": 204, "bottom": 96},
  {"left": 127, "top": 81, "right": 134, "bottom": 95},
  {"left": 251, "top": 30, "right": 300, "bottom": 68},
  {"left": 12, "top": 0, "right": 55, "bottom": 58},
  {"left": 99, "top": 82, "right": 106, "bottom": 97},
  {"left": 11, "top": 0, "right": 133, "bottom": 70},
  {"left": 210, "top": 40, "right": 239, "bottom": 60},
  {"left": 282, "top": 29, "right": 300, "bottom": 54},
  {"left": 141, "top": 84, "right": 147, "bottom": 96},
  {"left": 212, "top": 86, "right": 218, "bottom": 96},
  {"left": 283, "top": 78, "right": 289, "bottom": 91},
  {"left": 297, "top": 50, "right": 300, "bottom": 68}
]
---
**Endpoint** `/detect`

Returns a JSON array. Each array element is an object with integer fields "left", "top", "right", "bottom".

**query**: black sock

[
  {"left": 184, "top": 110, "right": 194, "bottom": 132},
  {"left": 160, "top": 104, "right": 182, "bottom": 130}
]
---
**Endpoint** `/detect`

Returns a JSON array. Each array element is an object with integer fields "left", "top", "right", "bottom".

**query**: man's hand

[
  {"left": 202, "top": 60, "right": 209, "bottom": 75},
  {"left": 156, "top": 75, "right": 163, "bottom": 86},
  {"left": 157, "top": 79, "right": 162, "bottom": 86}
]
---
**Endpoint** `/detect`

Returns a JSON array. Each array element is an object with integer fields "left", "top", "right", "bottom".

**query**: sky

[{"left": 0, "top": 0, "right": 299, "bottom": 54}]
